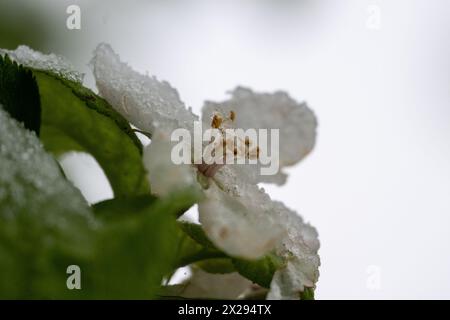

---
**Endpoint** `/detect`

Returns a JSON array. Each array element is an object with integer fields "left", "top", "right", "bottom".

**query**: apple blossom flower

[
  {"left": 91, "top": 43, "right": 320, "bottom": 299},
  {"left": 1, "top": 44, "right": 321, "bottom": 299}
]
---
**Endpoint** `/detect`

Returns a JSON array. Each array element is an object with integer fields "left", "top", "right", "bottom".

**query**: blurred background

[{"left": 1, "top": 0, "right": 449, "bottom": 299}]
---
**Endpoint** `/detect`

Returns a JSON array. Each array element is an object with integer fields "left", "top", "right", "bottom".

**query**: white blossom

[
  {"left": 165, "top": 268, "right": 254, "bottom": 300},
  {"left": 2, "top": 44, "right": 321, "bottom": 299},
  {"left": 91, "top": 43, "right": 320, "bottom": 299}
]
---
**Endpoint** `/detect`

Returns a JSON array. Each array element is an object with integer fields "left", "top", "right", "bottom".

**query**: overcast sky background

[{"left": 6, "top": 0, "right": 450, "bottom": 299}]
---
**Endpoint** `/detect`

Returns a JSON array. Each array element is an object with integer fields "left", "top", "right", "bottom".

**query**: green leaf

[
  {"left": 176, "top": 221, "right": 282, "bottom": 288},
  {"left": 0, "top": 54, "right": 40, "bottom": 135},
  {"left": 196, "top": 258, "right": 236, "bottom": 274},
  {"left": 173, "top": 221, "right": 226, "bottom": 269},
  {"left": 33, "top": 70, "right": 149, "bottom": 197},
  {"left": 173, "top": 232, "right": 226, "bottom": 270},
  {"left": 90, "top": 190, "right": 199, "bottom": 298},
  {"left": 90, "top": 195, "right": 183, "bottom": 299},
  {"left": 178, "top": 221, "right": 217, "bottom": 249},
  {"left": 92, "top": 194, "right": 157, "bottom": 221},
  {"left": 0, "top": 108, "right": 95, "bottom": 299},
  {"left": 232, "top": 254, "right": 283, "bottom": 288},
  {"left": 300, "top": 287, "right": 315, "bottom": 300},
  {"left": 0, "top": 108, "right": 201, "bottom": 299}
]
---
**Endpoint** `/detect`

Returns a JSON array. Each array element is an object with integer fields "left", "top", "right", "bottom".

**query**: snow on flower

[
  {"left": 91, "top": 43, "right": 320, "bottom": 299},
  {"left": 2, "top": 44, "right": 321, "bottom": 299}
]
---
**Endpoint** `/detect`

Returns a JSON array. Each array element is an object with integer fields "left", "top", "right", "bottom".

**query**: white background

[{"left": 16, "top": 0, "right": 450, "bottom": 299}]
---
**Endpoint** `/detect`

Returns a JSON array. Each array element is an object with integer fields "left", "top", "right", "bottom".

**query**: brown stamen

[{"left": 211, "top": 114, "right": 223, "bottom": 129}]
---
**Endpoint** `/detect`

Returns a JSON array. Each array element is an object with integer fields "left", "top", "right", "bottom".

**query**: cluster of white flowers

[{"left": 2, "top": 44, "right": 321, "bottom": 299}]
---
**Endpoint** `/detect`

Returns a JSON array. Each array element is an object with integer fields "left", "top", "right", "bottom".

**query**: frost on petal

[
  {"left": 143, "top": 133, "right": 198, "bottom": 197},
  {"left": 202, "top": 87, "right": 317, "bottom": 184},
  {"left": 267, "top": 202, "right": 320, "bottom": 300},
  {"left": 91, "top": 43, "right": 198, "bottom": 135},
  {"left": 198, "top": 178, "right": 284, "bottom": 259},
  {"left": 267, "top": 258, "right": 319, "bottom": 300},
  {"left": 227, "top": 164, "right": 288, "bottom": 186},
  {"left": 168, "top": 269, "right": 253, "bottom": 299},
  {"left": 0, "top": 45, "right": 83, "bottom": 83}
]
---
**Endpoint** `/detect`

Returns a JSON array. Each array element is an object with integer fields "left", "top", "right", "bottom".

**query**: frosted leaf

[
  {"left": 169, "top": 269, "right": 253, "bottom": 299},
  {"left": 0, "top": 45, "right": 83, "bottom": 83},
  {"left": 91, "top": 43, "right": 198, "bottom": 135},
  {"left": 198, "top": 179, "right": 284, "bottom": 259},
  {"left": 0, "top": 106, "right": 95, "bottom": 235},
  {"left": 202, "top": 87, "right": 317, "bottom": 184},
  {"left": 143, "top": 133, "right": 198, "bottom": 197}
]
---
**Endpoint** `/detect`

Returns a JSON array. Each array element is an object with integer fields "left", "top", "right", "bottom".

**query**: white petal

[
  {"left": 91, "top": 43, "right": 198, "bottom": 135},
  {"left": 226, "top": 164, "right": 288, "bottom": 186},
  {"left": 202, "top": 87, "right": 317, "bottom": 184},
  {"left": 173, "top": 269, "right": 253, "bottom": 299},
  {"left": 198, "top": 179, "right": 284, "bottom": 259},
  {"left": 267, "top": 202, "right": 320, "bottom": 300},
  {"left": 267, "top": 257, "right": 319, "bottom": 300},
  {"left": 143, "top": 133, "right": 199, "bottom": 197},
  {"left": 198, "top": 170, "right": 320, "bottom": 296},
  {"left": 0, "top": 45, "right": 83, "bottom": 83}
]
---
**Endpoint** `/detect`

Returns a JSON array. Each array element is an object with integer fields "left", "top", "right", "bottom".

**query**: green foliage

[
  {"left": 0, "top": 59, "right": 196, "bottom": 299},
  {"left": 0, "top": 56, "right": 304, "bottom": 300},
  {"left": 173, "top": 223, "right": 226, "bottom": 270},
  {"left": 0, "top": 108, "right": 95, "bottom": 299},
  {"left": 89, "top": 195, "right": 197, "bottom": 299},
  {"left": 300, "top": 287, "right": 315, "bottom": 300},
  {"left": 0, "top": 54, "right": 40, "bottom": 134},
  {"left": 33, "top": 71, "right": 149, "bottom": 197},
  {"left": 177, "top": 221, "right": 282, "bottom": 289},
  {"left": 178, "top": 221, "right": 216, "bottom": 249},
  {"left": 232, "top": 254, "right": 283, "bottom": 288},
  {"left": 0, "top": 110, "right": 198, "bottom": 298},
  {"left": 196, "top": 258, "right": 236, "bottom": 274},
  {"left": 93, "top": 194, "right": 157, "bottom": 220}
]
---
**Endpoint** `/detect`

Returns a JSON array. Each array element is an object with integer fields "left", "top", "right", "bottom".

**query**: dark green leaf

[
  {"left": 89, "top": 195, "right": 183, "bottom": 299},
  {"left": 0, "top": 54, "right": 40, "bottom": 135},
  {"left": 33, "top": 70, "right": 149, "bottom": 197},
  {"left": 0, "top": 108, "right": 201, "bottom": 299},
  {"left": 93, "top": 194, "right": 157, "bottom": 221},
  {"left": 196, "top": 258, "right": 236, "bottom": 274}
]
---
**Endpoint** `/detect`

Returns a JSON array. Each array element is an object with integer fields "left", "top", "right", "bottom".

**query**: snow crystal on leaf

[
  {"left": 0, "top": 106, "right": 94, "bottom": 228},
  {"left": 0, "top": 45, "right": 83, "bottom": 83},
  {"left": 91, "top": 43, "right": 198, "bottom": 135}
]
